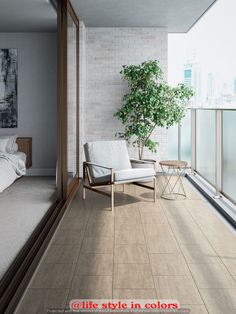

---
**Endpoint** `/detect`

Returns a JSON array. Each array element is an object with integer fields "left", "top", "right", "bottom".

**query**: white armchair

[{"left": 83, "top": 140, "right": 156, "bottom": 210}]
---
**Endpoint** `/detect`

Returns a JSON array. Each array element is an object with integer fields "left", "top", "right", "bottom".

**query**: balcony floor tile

[{"left": 16, "top": 178, "right": 236, "bottom": 314}]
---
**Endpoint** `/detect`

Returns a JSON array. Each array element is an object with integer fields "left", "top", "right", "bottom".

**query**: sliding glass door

[{"left": 67, "top": 6, "right": 79, "bottom": 189}]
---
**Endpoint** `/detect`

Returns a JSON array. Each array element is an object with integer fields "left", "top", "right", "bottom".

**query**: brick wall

[{"left": 80, "top": 27, "right": 168, "bottom": 172}]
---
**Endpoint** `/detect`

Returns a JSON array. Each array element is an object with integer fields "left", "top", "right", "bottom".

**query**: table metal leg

[{"left": 161, "top": 166, "right": 187, "bottom": 200}]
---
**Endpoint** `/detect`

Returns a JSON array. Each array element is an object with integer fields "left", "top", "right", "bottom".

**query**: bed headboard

[{"left": 16, "top": 137, "right": 32, "bottom": 169}]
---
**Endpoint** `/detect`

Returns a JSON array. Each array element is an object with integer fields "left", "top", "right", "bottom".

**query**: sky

[{"left": 168, "top": 0, "right": 236, "bottom": 87}]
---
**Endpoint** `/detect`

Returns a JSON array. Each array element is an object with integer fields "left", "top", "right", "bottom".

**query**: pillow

[
  {"left": 0, "top": 135, "right": 17, "bottom": 153},
  {"left": 12, "top": 143, "right": 18, "bottom": 153},
  {"left": 0, "top": 138, "right": 9, "bottom": 153}
]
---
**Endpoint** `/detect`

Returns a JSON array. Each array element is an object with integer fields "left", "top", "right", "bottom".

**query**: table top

[{"left": 159, "top": 160, "right": 188, "bottom": 168}]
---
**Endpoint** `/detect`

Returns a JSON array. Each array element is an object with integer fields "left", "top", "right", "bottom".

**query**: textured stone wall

[{"left": 80, "top": 27, "right": 168, "bottom": 172}]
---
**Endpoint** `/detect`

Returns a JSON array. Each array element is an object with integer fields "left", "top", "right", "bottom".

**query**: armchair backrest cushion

[{"left": 84, "top": 140, "right": 132, "bottom": 178}]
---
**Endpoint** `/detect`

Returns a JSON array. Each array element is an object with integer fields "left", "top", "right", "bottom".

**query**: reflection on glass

[
  {"left": 222, "top": 111, "right": 236, "bottom": 201},
  {"left": 167, "top": 124, "right": 178, "bottom": 160},
  {"left": 181, "top": 110, "right": 191, "bottom": 165},
  {"left": 196, "top": 110, "right": 215, "bottom": 185},
  {"left": 67, "top": 13, "right": 77, "bottom": 184}
]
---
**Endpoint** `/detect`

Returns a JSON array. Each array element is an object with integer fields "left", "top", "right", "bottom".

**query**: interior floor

[
  {"left": 0, "top": 176, "right": 57, "bottom": 280},
  {"left": 16, "top": 177, "right": 236, "bottom": 314}
]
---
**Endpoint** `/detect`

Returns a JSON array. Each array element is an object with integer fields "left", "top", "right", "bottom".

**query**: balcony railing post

[
  {"left": 178, "top": 122, "right": 181, "bottom": 161},
  {"left": 191, "top": 109, "right": 196, "bottom": 171},
  {"left": 215, "top": 110, "right": 222, "bottom": 197}
]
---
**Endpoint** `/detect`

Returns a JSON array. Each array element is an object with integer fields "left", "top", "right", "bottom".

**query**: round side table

[{"left": 159, "top": 160, "right": 188, "bottom": 200}]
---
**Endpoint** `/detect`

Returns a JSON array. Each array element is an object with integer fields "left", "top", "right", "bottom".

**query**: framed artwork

[{"left": 0, "top": 48, "right": 18, "bottom": 128}]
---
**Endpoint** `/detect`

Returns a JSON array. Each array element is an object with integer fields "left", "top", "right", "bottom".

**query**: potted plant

[{"left": 114, "top": 60, "right": 193, "bottom": 162}]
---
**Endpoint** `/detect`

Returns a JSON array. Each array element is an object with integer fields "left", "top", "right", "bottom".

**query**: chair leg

[
  {"left": 123, "top": 184, "right": 125, "bottom": 193},
  {"left": 111, "top": 184, "right": 114, "bottom": 211},
  {"left": 153, "top": 177, "right": 157, "bottom": 202},
  {"left": 82, "top": 185, "right": 86, "bottom": 200}
]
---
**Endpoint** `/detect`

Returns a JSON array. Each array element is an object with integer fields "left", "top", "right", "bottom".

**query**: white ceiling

[
  {"left": 71, "top": 0, "right": 217, "bottom": 32},
  {"left": 0, "top": 0, "right": 57, "bottom": 32},
  {"left": 0, "top": 0, "right": 217, "bottom": 33}
]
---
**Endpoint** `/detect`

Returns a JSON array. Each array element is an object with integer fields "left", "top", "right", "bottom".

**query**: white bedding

[
  {"left": 0, "top": 152, "right": 26, "bottom": 193},
  {"left": 15, "top": 151, "right": 27, "bottom": 164}
]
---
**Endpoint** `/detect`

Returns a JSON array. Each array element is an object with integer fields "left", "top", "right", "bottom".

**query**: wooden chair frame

[{"left": 82, "top": 159, "right": 157, "bottom": 210}]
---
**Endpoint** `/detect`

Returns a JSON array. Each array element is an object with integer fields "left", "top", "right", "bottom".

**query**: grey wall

[
  {"left": 0, "top": 33, "right": 57, "bottom": 175},
  {"left": 80, "top": 27, "right": 168, "bottom": 171}
]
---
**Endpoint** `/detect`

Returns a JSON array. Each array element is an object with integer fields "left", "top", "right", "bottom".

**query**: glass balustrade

[
  {"left": 181, "top": 110, "right": 191, "bottom": 166},
  {"left": 196, "top": 110, "right": 216, "bottom": 186},
  {"left": 222, "top": 111, "right": 236, "bottom": 202}
]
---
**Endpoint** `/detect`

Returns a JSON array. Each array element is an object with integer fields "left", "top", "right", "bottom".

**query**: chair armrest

[
  {"left": 130, "top": 159, "right": 156, "bottom": 165},
  {"left": 83, "top": 162, "right": 114, "bottom": 183},
  {"left": 84, "top": 161, "right": 113, "bottom": 170}
]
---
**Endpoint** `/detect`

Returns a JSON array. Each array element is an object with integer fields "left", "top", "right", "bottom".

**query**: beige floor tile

[
  {"left": 161, "top": 200, "right": 190, "bottom": 213},
  {"left": 165, "top": 212, "right": 196, "bottom": 228},
  {"left": 30, "top": 263, "right": 75, "bottom": 289},
  {"left": 85, "top": 222, "right": 114, "bottom": 237},
  {"left": 189, "top": 260, "right": 236, "bottom": 288},
  {"left": 138, "top": 200, "right": 162, "bottom": 211},
  {"left": 180, "top": 242, "right": 219, "bottom": 264},
  {"left": 149, "top": 253, "right": 190, "bottom": 276},
  {"left": 69, "top": 275, "right": 112, "bottom": 299},
  {"left": 189, "top": 208, "right": 222, "bottom": 225},
  {"left": 113, "top": 192, "right": 141, "bottom": 208},
  {"left": 182, "top": 199, "right": 210, "bottom": 211},
  {"left": 43, "top": 245, "right": 81, "bottom": 264},
  {"left": 139, "top": 209, "right": 168, "bottom": 225},
  {"left": 65, "top": 202, "right": 91, "bottom": 220},
  {"left": 90, "top": 198, "right": 113, "bottom": 210},
  {"left": 207, "top": 237, "right": 236, "bottom": 257},
  {"left": 146, "top": 235, "right": 180, "bottom": 254},
  {"left": 89, "top": 209, "right": 114, "bottom": 224},
  {"left": 154, "top": 276, "right": 203, "bottom": 305},
  {"left": 164, "top": 207, "right": 199, "bottom": 227},
  {"left": 200, "top": 288, "right": 236, "bottom": 314},
  {"left": 114, "top": 264, "right": 154, "bottom": 289},
  {"left": 115, "top": 206, "right": 141, "bottom": 224},
  {"left": 52, "top": 225, "right": 85, "bottom": 246},
  {"left": 135, "top": 189, "right": 158, "bottom": 202},
  {"left": 160, "top": 199, "right": 190, "bottom": 214},
  {"left": 180, "top": 304, "right": 208, "bottom": 314},
  {"left": 60, "top": 218, "right": 87, "bottom": 231},
  {"left": 221, "top": 257, "right": 236, "bottom": 276},
  {"left": 143, "top": 223, "right": 173, "bottom": 238},
  {"left": 75, "top": 253, "right": 113, "bottom": 275},
  {"left": 113, "top": 289, "right": 157, "bottom": 299},
  {"left": 16, "top": 289, "right": 68, "bottom": 314},
  {"left": 198, "top": 222, "right": 236, "bottom": 239},
  {"left": 115, "top": 223, "right": 145, "bottom": 245},
  {"left": 171, "top": 224, "right": 208, "bottom": 245},
  {"left": 81, "top": 237, "right": 113, "bottom": 253},
  {"left": 18, "top": 179, "right": 236, "bottom": 314},
  {"left": 114, "top": 244, "right": 149, "bottom": 263}
]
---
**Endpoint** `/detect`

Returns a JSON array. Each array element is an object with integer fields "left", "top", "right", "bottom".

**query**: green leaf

[{"left": 115, "top": 60, "right": 193, "bottom": 159}]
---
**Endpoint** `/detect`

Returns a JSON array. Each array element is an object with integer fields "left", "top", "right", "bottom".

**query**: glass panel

[
  {"left": 67, "top": 13, "right": 77, "bottom": 184},
  {"left": 167, "top": 124, "right": 178, "bottom": 160},
  {"left": 181, "top": 110, "right": 191, "bottom": 165},
  {"left": 196, "top": 110, "right": 215, "bottom": 185},
  {"left": 168, "top": 0, "right": 236, "bottom": 109},
  {"left": 222, "top": 111, "right": 236, "bottom": 202}
]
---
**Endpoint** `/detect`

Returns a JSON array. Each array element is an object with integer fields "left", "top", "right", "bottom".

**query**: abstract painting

[{"left": 0, "top": 49, "right": 17, "bottom": 128}]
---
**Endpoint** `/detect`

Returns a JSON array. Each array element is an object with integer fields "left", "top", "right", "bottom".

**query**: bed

[{"left": 0, "top": 137, "right": 32, "bottom": 192}]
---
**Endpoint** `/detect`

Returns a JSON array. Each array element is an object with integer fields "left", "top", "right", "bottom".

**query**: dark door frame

[{"left": 66, "top": 0, "right": 81, "bottom": 197}]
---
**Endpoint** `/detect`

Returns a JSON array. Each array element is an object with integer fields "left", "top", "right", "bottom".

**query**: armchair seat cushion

[{"left": 114, "top": 168, "right": 155, "bottom": 182}]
